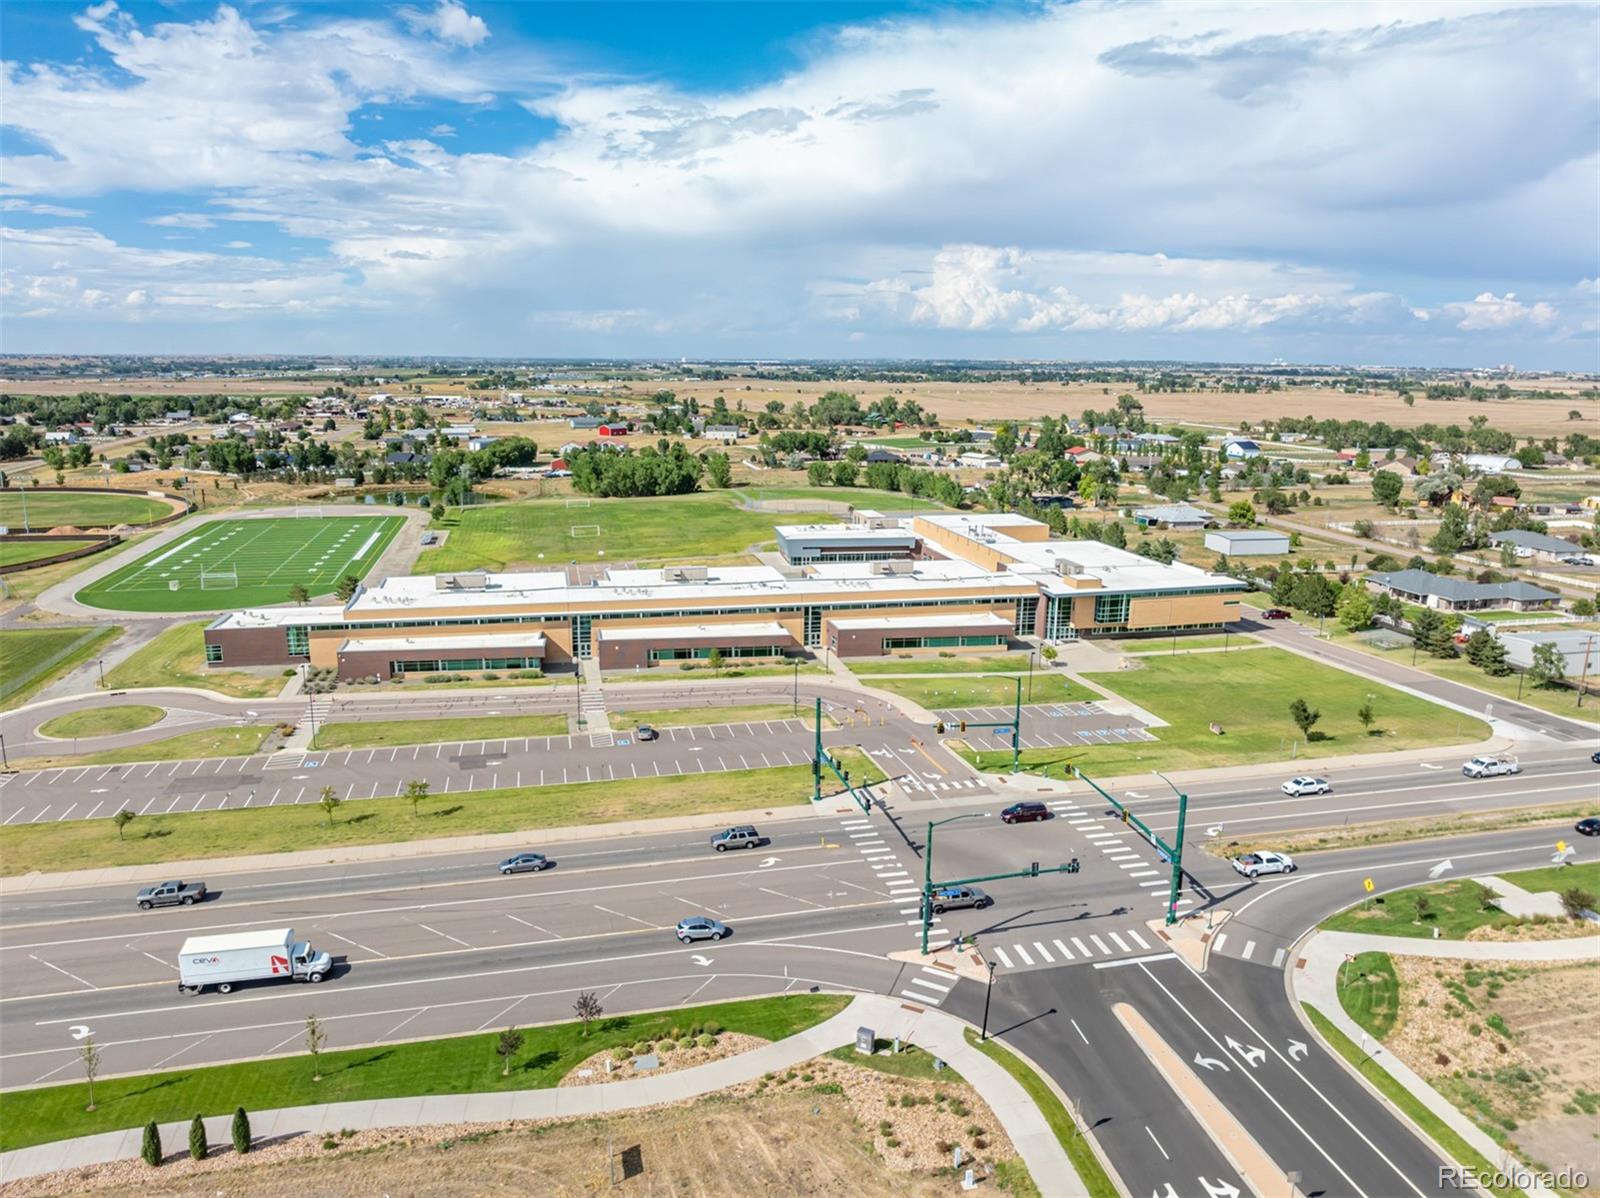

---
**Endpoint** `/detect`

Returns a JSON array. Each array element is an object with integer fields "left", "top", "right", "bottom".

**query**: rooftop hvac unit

[
  {"left": 435, "top": 571, "right": 489, "bottom": 591},
  {"left": 1055, "top": 560, "right": 1084, "bottom": 576},
  {"left": 873, "top": 560, "right": 916, "bottom": 575},
  {"left": 663, "top": 565, "right": 709, "bottom": 582}
]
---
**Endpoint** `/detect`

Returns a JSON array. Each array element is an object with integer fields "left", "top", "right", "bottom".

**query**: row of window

[
  {"left": 881, "top": 634, "right": 1006, "bottom": 650},
  {"left": 390, "top": 656, "right": 541, "bottom": 674},
  {"left": 646, "top": 645, "right": 787, "bottom": 662}
]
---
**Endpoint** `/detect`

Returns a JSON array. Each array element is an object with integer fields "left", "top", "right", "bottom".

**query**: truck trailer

[{"left": 177, "top": 928, "right": 333, "bottom": 994}]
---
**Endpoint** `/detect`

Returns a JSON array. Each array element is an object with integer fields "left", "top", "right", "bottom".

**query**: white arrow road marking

[
  {"left": 1199, "top": 1179, "right": 1241, "bottom": 1198},
  {"left": 1193, "top": 1051, "right": 1230, "bottom": 1072},
  {"left": 1428, "top": 859, "right": 1454, "bottom": 878},
  {"left": 1127, "top": 791, "right": 1148, "bottom": 799},
  {"left": 68, "top": 1025, "right": 91, "bottom": 1040},
  {"left": 690, "top": 955, "right": 713, "bottom": 967},
  {"left": 1287, "top": 1039, "right": 1309, "bottom": 1061},
  {"left": 758, "top": 856, "right": 780, "bottom": 868},
  {"left": 1419, "top": 763, "right": 1442, "bottom": 770},
  {"left": 1153, "top": 1186, "right": 1180, "bottom": 1198},
  {"left": 1205, "top": 824, "right": 1223, "bottom": 838},
  {"left": 1225, "top": 1035, "right": 1266, "bottom": 1067}
]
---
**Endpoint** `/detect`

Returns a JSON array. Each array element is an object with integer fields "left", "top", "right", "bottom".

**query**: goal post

[
  {"left": 569, "top": 524, "right": 602, "bottom": 538},
  {"left": 564, "top": 498, "right": 592, "bottom": 509},
  {"left": 293, "top": 506, "right": 325, "bottom": 519},
  {"left": 200, "top": 566, "right": 239, "bottom": 590}
]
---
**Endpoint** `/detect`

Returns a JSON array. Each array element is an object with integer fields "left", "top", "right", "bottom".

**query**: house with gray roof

[
  {"left": 1367, "top": 569, "right": 1560, "bottom": 613},
  {"left": 1133, "top": 503, "right": 1214, "bottom": 530},
  {"left": 1487, "top": 529, "right": 1580, "bottom": 561}
]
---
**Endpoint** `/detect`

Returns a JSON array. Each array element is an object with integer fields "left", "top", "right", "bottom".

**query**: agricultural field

[
  {"left": 418, "top": 492, "right": 841, "bottom": 572},
  {"left": 0, "top": 490, "right": 173, "bottom": 529},
  {"left": 76, "top": 515, "right": 403, "bottom": 612}
]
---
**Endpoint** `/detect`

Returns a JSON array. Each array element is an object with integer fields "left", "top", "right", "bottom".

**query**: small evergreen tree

[
  {"left": 141, "top": 1120, "right": 162, "bottom": 1167},
  {"left": 231, "top": 1107, "right": 251, "bottom": 1155},
  {"left": 189, "top": 1114, "right": 207, "bottom": 1160}
]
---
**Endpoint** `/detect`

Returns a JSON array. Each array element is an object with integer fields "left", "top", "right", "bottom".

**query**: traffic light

[
  {"left": 1067, "top": 857, "right": 1081, "bottom": 874},
  {"left": 959, "top": 720, "right": 967, "bottom": 732},
  {"left": 935, "top": 721, "right": 946, "bottom": 734},
  {"left": 1029, "top": 861, "right": 1040, "bottom": 878},
  {"left": 1121, "top": 807, "right": 1131, "bottom": 825}
]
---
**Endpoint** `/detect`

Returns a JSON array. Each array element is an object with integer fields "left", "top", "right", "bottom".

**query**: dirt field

[{"left": 1386, "top": 957, "right": 1600, "bottom": 1191}]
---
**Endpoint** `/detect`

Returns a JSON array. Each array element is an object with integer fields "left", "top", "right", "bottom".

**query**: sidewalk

[
  {"left": 0, "top": 993, "right": 1084, "bottom": 1194},
  {"left": 1295, "top": 929, "right": 1600, "bottom": 1198}
]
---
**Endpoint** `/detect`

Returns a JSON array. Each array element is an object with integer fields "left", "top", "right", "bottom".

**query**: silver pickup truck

[{"left": 136, "top": 880, "right": 207, "bottom": 910}]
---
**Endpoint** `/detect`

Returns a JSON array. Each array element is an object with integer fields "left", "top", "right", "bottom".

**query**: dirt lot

[
  {"left": 8, "top": 1052, "right": 1030, "bottom": 1198},
  {"left": 1386, "top": 957, "right": 1600, "bottom": 1190}
]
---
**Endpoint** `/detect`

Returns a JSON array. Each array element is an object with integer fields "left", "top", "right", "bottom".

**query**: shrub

[
  {"left": 322, "top": 1137, "right": 338, "bottom": 1150},
  {"left": 884, "top": 1137, "right": 901, "bottom": 1148},
  {"left": 1560, "top": 888, "right": 1597, "bottom": 919},
  {"left": 231, "top": 1107, "right": 251, "bottom": 1155},
  {"left": 141, "top": 1121, "right": 162, "bottom": 1167},
  {"left": 633, "top": 1041, "right": 653, "bottom": 1056},
  {"left": 703, "top": 1021, "right": 721, "bottom": 1036},
  {"left": 669, "top": 1026, "right": 684, "bottom": 1040},
  {"left": 483, "top": 672, "right": 501, "bottom": 681},
  {"left": 615, "top": 1047, "right": 632, "bottom": 1061},
  {"left": 189, "top": 1114, "right": 207, "bottom": 1160},
  {"left": 900, "top": 1093, "right": 917, "bottom": 1108},
  {"left": 973, "top": 1138, "right": 988, "bottom": 1150},
  {"left": 657, "top": 1039, "right": 676, "bottom": 1052},
  {"left": 696, "top": 1034, "right": 714, "bottom": 1048},
  {"left": 423, "top": 674, "right": 449, "bottom": 684}
]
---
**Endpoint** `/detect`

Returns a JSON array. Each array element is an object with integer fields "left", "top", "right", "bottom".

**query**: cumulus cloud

[
  {"left": 0, "top": 198, "right": 90, "bottom": 217},
  {"left": 401, "top": 1, "right": 489, "bottom": 48},
  {"left": 146, "top": 212, "right": 216, "bottom": 229},
  {"left": 1437, "top": 292, "right": 1560, "bottom": 331}
]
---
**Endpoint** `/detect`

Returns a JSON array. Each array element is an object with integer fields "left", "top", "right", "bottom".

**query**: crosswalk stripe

[
  {"left": 1032, "top": 941, "right": 1054, "bottom": 963},
  {"left": 1126, "top": 928, "right": 1151, "bottom": 951},
  {"left": 1272, "top": 947, "right": 1286, "bottom": 967},
  {"left": 1140, "top": 880, "right": 1165, "bottom": 888},
  {"left": 909, "top": 975, "right": 952, "bottom": 993},
  {"left": 993, "top": 946, "right": 1014, "bottom": 968},
  {"left": 1127, "top": 868, "right": 1159, "bottom": 877},
  {"left": 1012, "top": 943, "right": 1035, "bottom": 965},
  {"left": 1108, "top": 931, "right": 1130, "bottom": 952},
  {"left": 1089, "top": 934, "right": 1110, "bottom": 954},
  {"left": 900, "top": 990, "right": 939, "bottom": 1004},
  {"left": 1071, "top": 936, "right": 1091, "bottom": 956},
  {"left": 1241, "top": 939, "right": 1256, "bottom": 960},
  {"left": 1052, "top": 938, "right": 1074, "bottom": 960},
  {"left": 1213, "top": 932, "right": 1228, "bottom": 951}
]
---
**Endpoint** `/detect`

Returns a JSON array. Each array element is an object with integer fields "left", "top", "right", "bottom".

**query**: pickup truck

[
  {"left": 136, "top": 880, "right": 207, "bottom": 910},
  {"left": 1462, "top": 755, "right": 1521, "bottom": 779}
]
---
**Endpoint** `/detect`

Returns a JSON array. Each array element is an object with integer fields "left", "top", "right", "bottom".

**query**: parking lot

[{"left": 936, "top": 700, "right": 1158, "bottom": 749}]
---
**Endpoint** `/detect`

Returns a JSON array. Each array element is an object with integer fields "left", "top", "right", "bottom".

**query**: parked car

[
  {"left": 1558, "top": 554, "right": 1595, "bottom": 566},
  {"left": 635, "top": 724, "right": 659, "bottom": 742},
  {"left": 1231, "top": 851, "right": 1296, "bottom": 878},
  {"left": 1001, "top": 801, "right": 1050, "bottom": 824},
  {"left": 1576, "top": 817, "right": 1600, "bottom": 837},
  {"left": 136, "top": 880, "right": 207, "bottom": 910},
  {"left": 1462, "top": 755, "right": 1520, "bottom": 779},
  {"left": 1262, "top": 608, "right": 1292, "bottom": 620},
  {"left": 676, "top": 915, "right": 728, "bottom": 942},
  {"left": 930, "top": 885, "right": 990, "bottom": 914},
  {"left": 498, "top": 852, "right": 551, "bottom": 875},
  {"left": 710, "top": 825, "right": 762, "bottom": 852},
  {"left": 1280, "top": 777, "right": 1331, "bottom": 797}
]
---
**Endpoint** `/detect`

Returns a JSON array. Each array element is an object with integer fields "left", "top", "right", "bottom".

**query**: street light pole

[
  {"left": 97, "top": 658, "right": 105, "bottom": 688},
  {"left": 980, "top": 960, "right": 997, "bottom": 1040},
  {"left": 792, "top": 657, "right": 799, "bottom": 717}
]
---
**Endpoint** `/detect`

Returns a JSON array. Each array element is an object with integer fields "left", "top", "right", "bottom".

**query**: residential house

[
  {"left": 704, "top": 425, "right": 741, "bottom": 443},
  {"left": 444, "top": 424, "right": 478, "bottom": 441},
  {"left": 1366, "top": 569, "right": 1560, "bottom": 613},
  {"left": 1374, "top": 457, "right": 1418, "bottom": 478},
  {"left": 1133, "top": 503, "right": 1214, "bottom": 530},
  {"left": 1487, "top": 529, "right": 1578, "bottom": 561},
  {"left": 43, "top": 430, "right": 79, "bottom": 444},
  {"left": 864, "top": 448, "right": 904, "bottom": 464},
  {"left": 1222, "top": 438, "right": 1261, "bottom": 460}
]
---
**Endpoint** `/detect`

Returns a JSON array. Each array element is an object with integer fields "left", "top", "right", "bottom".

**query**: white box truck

[{"left": 177, "top": 928, "right": 333, "bottom": 994}]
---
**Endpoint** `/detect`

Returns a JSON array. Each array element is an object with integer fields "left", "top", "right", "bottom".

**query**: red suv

[
  {"left": 1262, "top": 608, "right": 1291, "bottom": 620},
  {"left": 1001, "top": 801, "right": 1051, "bottom": 824}
]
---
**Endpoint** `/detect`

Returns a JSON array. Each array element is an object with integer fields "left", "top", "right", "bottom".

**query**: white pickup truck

[{"left": 1462, "top": 755, "right": 1521, "bottom": 779}]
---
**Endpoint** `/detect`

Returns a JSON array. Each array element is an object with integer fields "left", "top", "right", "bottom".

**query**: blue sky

[{"left": 2, "top": 1, "right": 1597, "bottom": 368}]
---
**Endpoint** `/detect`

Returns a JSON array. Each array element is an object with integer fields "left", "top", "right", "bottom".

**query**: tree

[
  {"left": 1572, "top": 597, "right": 1597, "bottom": 618},
  {"left": 1041, "top": 645, "right": 1058, "bottom": 662},
  {"left": 142, "top": 1120, "right": 162, "bottom": 1167},
  {"left": 335, "top": 573, "right": 362, "bottom": 602},
  {"left": 404, "top": 779, "right": 430, "bottom": 819},
  {"left": 1529, "top": 642, "right": 1567, "bottom": 689},
  {"left": 1352, "top": 519, "right": 1374, "bottom": 539},
  {"left": 806, "top": 460, "right": 829, "bottom": 487},
  {"left": 706, "top": 647, "right": 725, "bottom": 675},
  {"left": 573, "top": 990, "right": 604, "bottom": 1036},
  {"left": 1290, "top": 572, "right": 1336, "bottom": 619},
  {"left": 113, "top": 808, "right": 135, "bottom": 841},
  {"left": 1428, "top": 503, "right": 1471, "bottom": 555},
  {"left": 1336, "top": 585, "right": 1374, "bottom": 632},
  {"left": 430, "top": 502, "right": 445, "bottom": 521},
  {"left": 288, "top": 582, "right": 310, "bottom": 604},
  {"left": 704, "top": 451, "right": 732, "bottom": 489},
  {"left": 305, "top": 1014, "right": 327, "bottom": 1082},
  {"left": 1371, "top": 471, "right": 1404, "bottom": 509},
  {"left": 1464, "top": 629, "right": 1511, "bottom": 676},
  {"left": 830, "top": 459, "right": 858, "bottom": 487},
  {"left": 231, "top": 1107, "right": 251, "bottom": 1155},
  {"left": 497, "top": 1026, "right": 525, "bottom": 1076},
  {"left": 189, "top": 1114, "right": 208, "bottom": 1161},
  {"left": 1357, "top": 701, "right": 1376, "bottom": 734},
  {"left": 1288, "top": 698, "right": 1321, "bottom": 740},
  {"left": 317, "top": 785, "right": 343, "bottom": 826},
  {"left": 80, "top": 1036, "right": 101, "bottom": 1112},
  {"left": 1226, "top": 500, "right": 1256, "bottom": 526}
]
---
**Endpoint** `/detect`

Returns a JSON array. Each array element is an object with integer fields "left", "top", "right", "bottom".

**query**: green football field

[
  {"left": 75, "top": 515, "right": 405, "bottom": 612},
  {"left": 0, "top": 491, "right": 173, "bottom": 529}
]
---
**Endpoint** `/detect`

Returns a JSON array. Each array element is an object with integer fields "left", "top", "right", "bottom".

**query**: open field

[
  {"left": 103, "top": 620, "right": 284, "bottom": 698},
  {"left": 37, "top": 704, "right": 164, "bottom": 738},
  {"left": 847, "top": 653, "right": 1037, "bottom": 676},
  {"left": 0, "top": 625, "right": 120, "bottom": 708},
  {"left": 1321, "top": 864, "right": 1600, "bottom": 940},
  {"left": 0, "top": 538, "right": 97, "bottom": 568},
  {"left": 77, "top": 515, "right": 404, "bottom": 612},
  {"left": 0, "top": 490, "right": 173, "bottom": 529},
  {"left": 736, "top": 485, "right": 942, "bottom": 510},
  {"left": 11, "top": 725, "right": 275, "bottom": 771},
  {"left": 0, "top": 531, "right": 159, "bottom": 611},
  {"left": 0, "top": 993, "right": 847, "bottom": 1154},
  {"left": 418, "top": 492, "right": 838, "bottom": 572},
  {"left": 866, "top": 673, "right": 1075, "bottom": 709},
  {"left": 963, "top": 648, "right": 1489, "bottom": 774},
  {"left": 0, "top": 764, "right": 825, "bottom": 874},
  {"left": 312, "top": 713, "right": 569, "bottom": 751}
]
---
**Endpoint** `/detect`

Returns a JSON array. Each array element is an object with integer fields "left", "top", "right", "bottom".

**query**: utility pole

[
  {"left": 1578, "top": 635, "right": 1594, "bottom": 709},
  {"left": 812, "top": 696, "right": 823, "bottom": 802}
]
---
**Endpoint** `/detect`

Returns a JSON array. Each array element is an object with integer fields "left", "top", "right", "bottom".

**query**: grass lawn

[
  {"left": 734, "top": 485, "right": 943, "bottom": 511},
  {"left": 0, "top": 538, "right": 97, "bottom": 568},
  {"left": 1321, "top": 864, "right": 1600, "bottom": 940},
  {"left": 1303, "top": 1006, "right": 1520, "bottom": 1198},
  {"left": 0, "top": 625, "right": 120, "bottom": 708},
  {"left": 419, "top": 492, "right": 839, "bottom": 571},
  {"left": 1337, "top": 951, "right": 1401, "bottom": 1039},
  {"left": 962, "top": 649, "right": 1489, "bottom": 775},
  {"left": 964, "top": 1029, "right": 1119, "bottom": 1198},
  {"left": 826, "top": 1041, "right": 962, "bottom": 1081},
  {"left": 0, "top": 993, "right": 848, "bottom": 1153},
  {"left": 384, "top": 673, "right": 556, "bottom": 691},
  {"left": 611, "top": 704, "right": 829, "bottom": 731},
  {"left": 37, "top": 704, "right": 164, "bottom": 738},
  {"left": 312, "top": 714, "right": 569, "bottom": 751},
  {"left": 605, "top": 662, "right": 829, "bottom": 684},
  {"left": 102, "top": 620, "right": 283, "bottom": 699},
  {"left": 0, "top": 490, "right": 172, "bottom": 528},
  {"left": 0, "top": 531, "right": 159, "bottom": 607},
  {"left": 77, "top": 514, "right": 403, "bottom": 612},
  {"left": 12, "top": 725, "right": 275, "bottom": 771},
  {"left": 0, "top": 763, "right": 825, "bottom": 875},
  {"left": 1119, "top": 633, "right": 1265, "bottom": 654},
  {"left": 847, "top": 653, "right": 1038, "bottom": 676},
  {"left": 866, "top": 673, "right": 1075, "bottom": 709}
]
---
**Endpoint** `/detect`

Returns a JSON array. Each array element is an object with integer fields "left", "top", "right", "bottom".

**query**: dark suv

[{"left": 1001, "top": 801, "right": 1050, "bottom": 824}]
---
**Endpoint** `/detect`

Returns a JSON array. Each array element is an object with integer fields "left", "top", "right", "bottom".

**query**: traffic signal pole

[
  {"left": 942, "top": 675, "right": 1022, "bottom": 773},
  {"left": 920, "top": 859, "right": 1080, "bottom": 955},
  {"left": 814, "top": 695, "right": 871, "bottom": 814},
  {"left": 1068, "top": 764, "right": 1190, "bottom": 927}
]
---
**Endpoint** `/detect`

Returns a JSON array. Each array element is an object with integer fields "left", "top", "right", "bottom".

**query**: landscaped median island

[
  {"left": 1208, "top": 801, "right": 1600, "bottom": 859},
  {"left": 0, "top": 764, "right": 842, "bottom": 874},
  {"left": 37, "top": 704, "right": 165, "bottom": 738},
  {"left": 310, "top": 713, "right": 569, "bottom": 751},
  {"left": 846, "top": 653, "right": 1038, "bottom": 676},
  {"left": 868, "top": 673, "right": 1074, "bottom": 709},
  {"left": 959, "top": 648, "right": 1491, "bottom": 775}
]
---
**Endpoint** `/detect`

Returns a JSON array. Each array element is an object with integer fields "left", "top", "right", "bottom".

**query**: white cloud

[
  {"left": 146, "top": 212, "right": 216, "bottom": 229},
  {"left": 428, "top": 123, "right": 457, "bottom": 137},
  {"left": 401, "top": 2, "right": 489, "bottom": 48},
  {"left": 1437, "top": 292, "right": 1560, "bottom": 331},
  {"left": 0, "top": 198, "right": 90, "bottom": 217}
]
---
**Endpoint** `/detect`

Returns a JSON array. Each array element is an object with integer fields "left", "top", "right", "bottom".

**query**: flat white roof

[
  {"left": 180, "top": 928, "right": 293, "bottom": 954},
  {"left": 1206, "top": 529, "right": 1289, "bottom": 542},
  {"left": 596, "top": 621, "right": 790, "bottom": 642},
  {"left": 340, "top": 632, "right": 547, "bottom": 653},
  {"left": 827, "top": 612, "right": 1013, "bottom": 631},
  {"left": 776, "top": 524, "right": 917, "bottom": 543},
  {"left": 210, "top": 605, "right": 346, "bottom": 630},
  {"left": 604, "top": 565, "right": 785, "bottom": 586}
]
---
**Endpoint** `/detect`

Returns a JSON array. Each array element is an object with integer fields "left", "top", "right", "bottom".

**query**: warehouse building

[{"left": 1204, "top": 528, "right": 1291, "bottom": 556}]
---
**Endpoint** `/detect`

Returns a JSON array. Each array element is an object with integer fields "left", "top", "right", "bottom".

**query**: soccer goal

[
  {"left": 200, "top": 566, "right": 239, "bottom": 590},
  {"left": 293, "top": 506, "right": 325, "bottom": 519},
  {"left": 564, "top": 498, "right": 592, "bottom": 509},
  {"left": 569, "top": 524, "right": 602, "bottom": 538}
]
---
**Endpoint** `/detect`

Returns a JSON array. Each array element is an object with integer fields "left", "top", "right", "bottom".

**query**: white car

[
  {"left": 1232, "top": 851, "right": 1296, "bottom": 878},
  {"left": 1280, "top": 776, "right": 1331, "bottom": 797}
]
